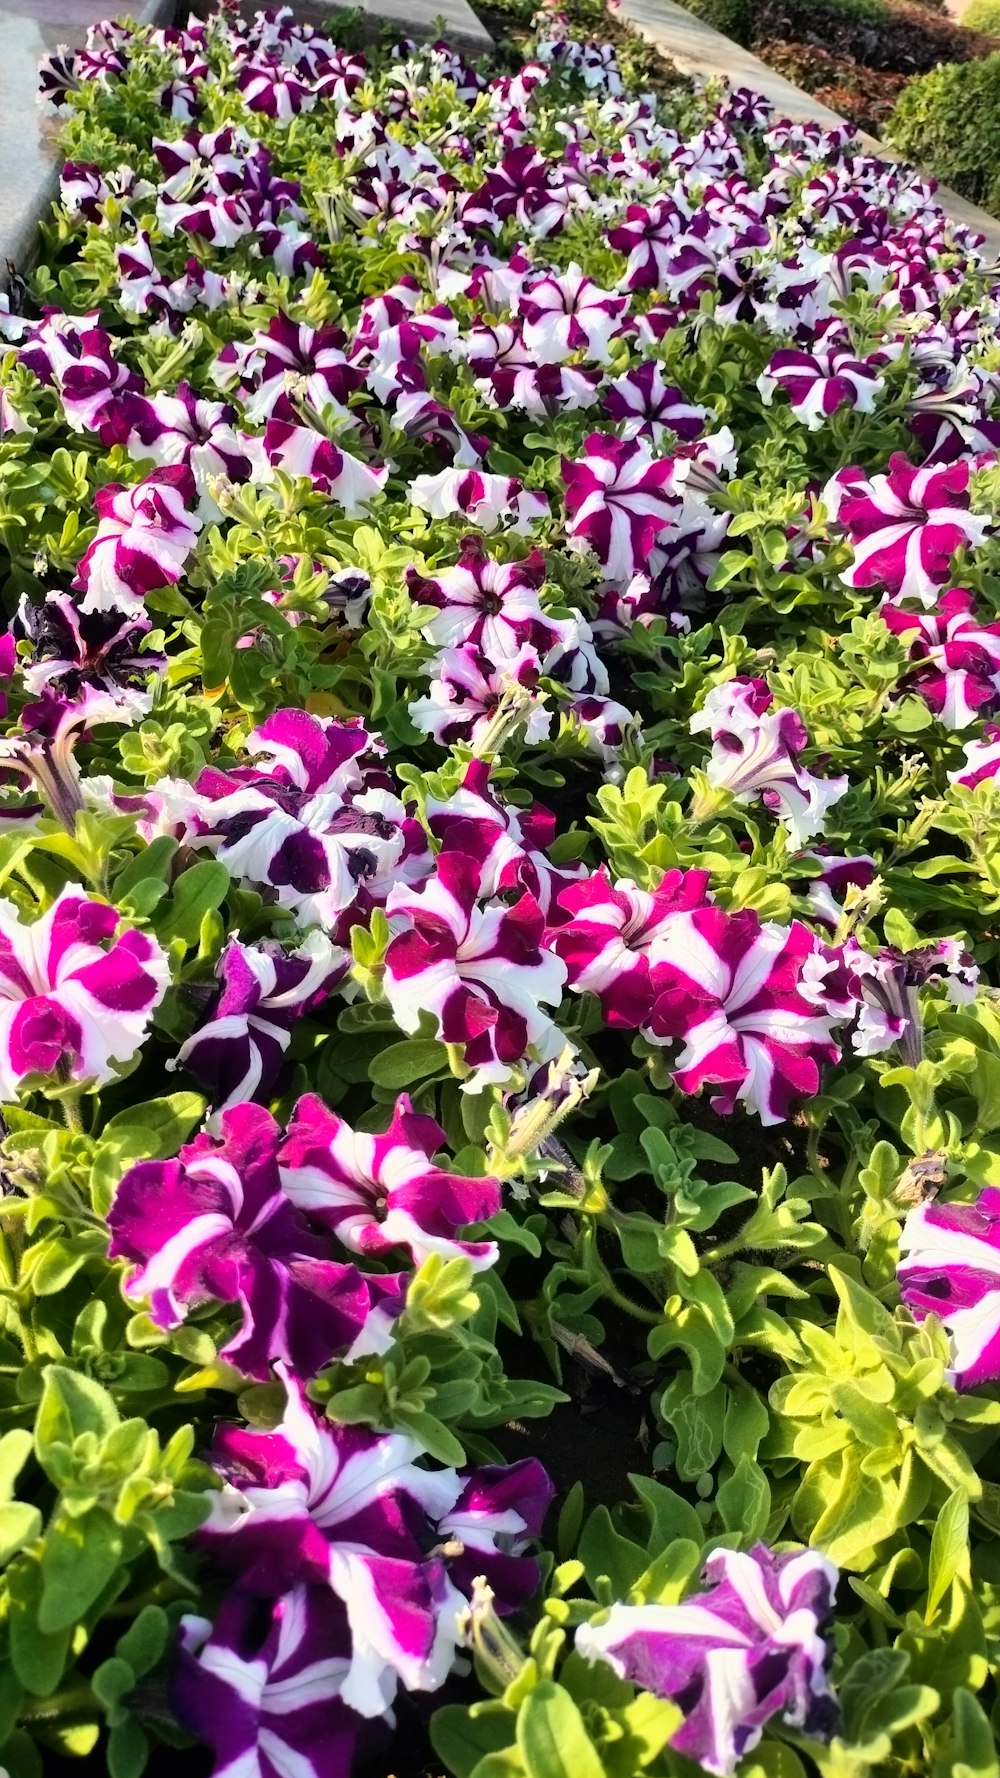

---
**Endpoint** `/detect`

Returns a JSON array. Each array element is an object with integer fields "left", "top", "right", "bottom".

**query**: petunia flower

[
  {"left": 949, "top": 723, "right": 1000, "bottom": 789},
  {"left": 71, "top": 466, "right": 201, "bottom": 616},
  {"left": 0, "top": 887, "right": 168, "bottom": 1099},
  {"left": 13, "top": 591, "right": 162, "bottom": 699},
  {"left": 691, "top": 677, "right": 848, "bottom": 847},
  {"left": 843, "top": 937, "right": 978, "bottom": 1064},
  {"left": 825, "top": 454, "right": 990, "bottom": 606},
  {"left": 174, "top": 1587, "right": 359, "bottom": 1778},
  {"left": 0, "top": 686, "right": 147, "bottom": 830},
  {"left": 551, "top": 866, "right": 712, "bottom": 1027},
  {"left": 406, "top": 540, "right": 561, "bottom": 656},
  {"left": 109, "top": 1101, "right": 403, "bottom": 1381},
  {"left": 408, "top": 467, "right": 550, "bottom": 534},
  {"left": 279, "top": 1091, "right": 501, "bottom": 1268},
  {"left": 576, "top": 1544, "right": 839, "bottom": 1777},
  {"left": 257, "top": 421, "right": 387, "bottom": 512},
  {"left": 517, "top": 263, "right": 628, "bottom": 364},
  {"left": 898, "top": 1188, "right": 1000, "bottom": 1387},
  {"left": 409, "top": 640, "right": 552, "bottom": 752},
  {"left": 644, "top": 906, "right": 842, "bottom": 1123},
  {"left": 172, "top": 931, "right": 349, "bottom": 1111},
  {"left": 879, "top": 589, "right": 1000, "bottom": 729},
  {"left": 757, "top": 327, "right": 884, "bottom": 429},
  {"left": 563, "top": 434, "right": 679, "bottom": 584},
  {"left": 158, "top": 709, "right": 410, "bottom": 932},
  {"left": 113, "top": 382, "right": 256, "bottom": 520},
  {"left": 383, "top": 850, "right": 567, "bottom": 1087},
  {"left": 604, "top": 362, "right": 709, "bottom": 446},
  {"left": 197, "top": 1372, "right": 468, "bottom": 1717}
]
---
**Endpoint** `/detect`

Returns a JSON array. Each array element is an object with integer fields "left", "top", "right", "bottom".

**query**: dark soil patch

[{"left": 748, "top": 0, "right": 1000, "bottom": 138}]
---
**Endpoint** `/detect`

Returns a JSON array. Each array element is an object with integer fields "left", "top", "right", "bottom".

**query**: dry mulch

[{"left": 750, "top": 0, "right": 1000, "bottom": 137}]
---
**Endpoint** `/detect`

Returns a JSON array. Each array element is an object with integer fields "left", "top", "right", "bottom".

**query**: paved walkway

[
  {"left": 611, "top": 0, "right": 1000, "bottom": 253},
  {"left": 0, "top": 0, "right": 173, "bottom": 269}
]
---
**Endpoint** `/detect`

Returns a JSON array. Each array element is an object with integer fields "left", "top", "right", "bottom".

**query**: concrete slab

[
  {"left": 0, "top": 0, "right": 174, "bottom": 273},
  {"left": 186, "top": 0, "right": 494, "bottom": 55},
  {"left": 610, "top": 0, "right": 1000, "bottom": 255}
]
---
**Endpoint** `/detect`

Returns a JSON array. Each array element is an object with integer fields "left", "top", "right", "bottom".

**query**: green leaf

[
  {"left": 516, "top": 1682, "right": 605, "bottom": 1778},
  {"left": 926, "top": 1489, "right": 970, "bottom": 1619},
  {"left": 717, "top": 1456, "right": 771, "bottom": 1541},
  {"left": 108, "top": 1717, "right": 149, "bottom": 1778},
  {"left": 7, "top": 1558, "right": 72, "bottom": 1696},
  {"left": 0, "top": 1429, "right": 34, "bottom": 1500},
  {"left": 155, "top": 861, "right": 229, "bottom": 945},
  {"left": 39, "top": 1507, "right": 125, "bottom": 1632},
  {"left": 35, "top": 1366, "right": 119, "bottom": 1458},
  {"left": 368, "top": 1039, "right": 448, "bottom": 1088},
  {"left": 0, "top": 1503, "right": 42, "bottom": 1566},
  {"left": 430, "top": 1704, "right": 518, "bottom": 1778},
  {"left": 90, "top": 1093, "right": 205, "bottom": 1216}
]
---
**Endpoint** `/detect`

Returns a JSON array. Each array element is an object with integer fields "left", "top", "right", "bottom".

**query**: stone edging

[
  {"left": 0, "top": 0, "right": 175, "bottom": 270},
  {"left": 607, "top": 0, "right": 1000, "bottom": 255}
]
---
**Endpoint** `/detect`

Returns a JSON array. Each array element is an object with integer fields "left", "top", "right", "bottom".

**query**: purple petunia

[
  {"left": 108, "top": 1102, "right": 403, "bottom": 1381},
  {"left": 898, "top": 1188, "right": 1000, "bottom": 1387},
  {"left": 577, "top": 1544, "right": 839, "bottom": 1777},
  {"left": 0, "top": 887, "right": 168, "bottom": 1098}
]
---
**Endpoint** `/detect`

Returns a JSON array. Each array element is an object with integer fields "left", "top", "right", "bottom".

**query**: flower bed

[{"left": 2, "top": 3, "right": 1000, "bottom": 1776}]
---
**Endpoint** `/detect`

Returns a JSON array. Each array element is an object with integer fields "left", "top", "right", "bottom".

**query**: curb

[
  {"left": 0, "top": 0, "right": 176, "bottom": 273},
  {"left": 608, "top": 0, "right": 1000, "bottom": 255},
  {"left": 294, "top": 0, "right": 493, "bottom": 52}
]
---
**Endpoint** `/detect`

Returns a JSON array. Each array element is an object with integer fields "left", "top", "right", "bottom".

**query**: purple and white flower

[
  {"left": 173, "top": 931, "right": 349, "bottom": 1110},
  {"left": 577, "top": 1544, "right": 839, "bottom": 1777},
  {"left": 279, "top": 1091, "right": 501, "bottom": 1268},
  {"left": 72, "top": 466, "right": 201, "bottom": 617},
  {"left": 0, "top": 887, "right": 168, "bottom": 1098},
  {"left": 691, "top": 678, "right": 848, "bottom": 846},
  {"left": 384, "top": 850, "right": 567, "bottom": 1087},
  {"left": 645, "top": 906, "right": 842, "bottom": 1123},
  {"left": 898, "top": 1188, "right": 1000, "bottom": 1387},
  {"left": 563, "top": 434, "right": 679, "bottom": 584},
  {"left": 826, "top": 454, "right": 990, "bottom": 605},
  {"left": 879, "top": 589, "right": 1000, "bottom": 728},
  {"left": 174, "top": 1587, "right": 359, "bottom": 1778}
]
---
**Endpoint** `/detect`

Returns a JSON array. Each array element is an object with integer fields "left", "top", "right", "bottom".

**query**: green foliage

[
  {"left": 957, "top": 0, "right": 1000, "bottom": 32},
  {"left": 887, "top": 53, "right": 1000, "bottom": 214}
]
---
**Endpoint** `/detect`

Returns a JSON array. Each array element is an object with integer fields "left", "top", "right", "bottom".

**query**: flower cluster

[{"left": 8, "top": 3, "right": 1000, "bottom": 1775}]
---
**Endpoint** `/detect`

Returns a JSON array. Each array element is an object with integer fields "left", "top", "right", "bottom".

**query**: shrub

[
  {"left": 960, "top": 0, "right": 1000, "bottom": 31},
  {"left": 887, "top": 51, "right": 1000, "bottom": 208}
]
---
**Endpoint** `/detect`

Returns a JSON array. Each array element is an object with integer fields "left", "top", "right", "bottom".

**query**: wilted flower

[
  {"left": 577, "top": 1545, "right": 839, "bottom": 1777},
  {"left": 844, "top": 937, "right": 978, "bottom": 1063},
  {"left": 13, "top": 591, "right": 162, "bottom": 698}
]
